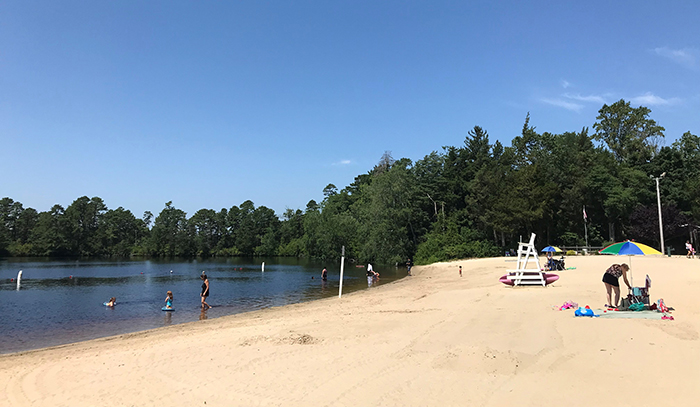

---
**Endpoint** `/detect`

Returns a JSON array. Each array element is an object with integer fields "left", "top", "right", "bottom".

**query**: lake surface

[{"left": 0, "top": 258, "right": 405, "bottom": 354}]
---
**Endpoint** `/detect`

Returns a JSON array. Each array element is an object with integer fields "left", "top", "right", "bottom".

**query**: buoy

[{"left": 69, "top": 275, "right": 72, "bottom": 279}]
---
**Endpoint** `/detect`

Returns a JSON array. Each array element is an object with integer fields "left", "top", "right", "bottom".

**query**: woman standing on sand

[
  {"left": 602, "top": 263, "right": 631, "bottom": 308},
  {"left": 200, "top": 273, "right": 211, "bottom": 310}
]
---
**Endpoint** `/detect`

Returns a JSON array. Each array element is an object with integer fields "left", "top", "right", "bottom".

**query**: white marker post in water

[
  {"left": 262, "top": 262, "right": 265, "bottom": 272},
  {"left": 16, "top": 270, "right": 22, "bottom": 291},
  {"left": 338, "top": 246, "right": 345, "bottom": 299}
]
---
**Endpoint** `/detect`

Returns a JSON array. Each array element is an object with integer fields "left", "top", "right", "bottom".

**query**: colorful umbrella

[
  {"left": 599, "top": 240, "right": 662, "bottom": 285},
  {"left": 541, "top": 246, "right": 563, "bottom": 253},
  {"left": 599, "top": 241, "right": 662, "bottom": 255}
]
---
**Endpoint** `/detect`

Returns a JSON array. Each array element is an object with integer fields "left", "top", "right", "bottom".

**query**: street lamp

[{"left": 651, "top": 172, "right": 666, "bottom": 254}]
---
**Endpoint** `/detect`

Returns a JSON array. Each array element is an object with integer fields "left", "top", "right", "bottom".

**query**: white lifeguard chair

[{"left": 506, "top": 233, "right": 546, "bottom": 286}]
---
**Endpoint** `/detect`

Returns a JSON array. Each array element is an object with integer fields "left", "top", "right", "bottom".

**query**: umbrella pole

[{"left": 628, "top": 255, "right": 633, "bottom": 287}]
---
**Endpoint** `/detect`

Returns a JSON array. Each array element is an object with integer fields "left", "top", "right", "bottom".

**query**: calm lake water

[{"left": 0, "top": 258, "right": 405, "bottom": 354}]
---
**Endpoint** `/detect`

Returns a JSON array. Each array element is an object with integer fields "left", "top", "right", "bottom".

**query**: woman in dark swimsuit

[
  {"left": 200, "top": 274, "right": 211, "bottom": 310},
  {"left": 602, "top": 263, "right": 631, "bottom": 308}
]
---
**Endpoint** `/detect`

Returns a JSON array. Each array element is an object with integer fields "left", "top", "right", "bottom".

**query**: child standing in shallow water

[{"left": 165, "top": 291, "right": 174, "bottom": 309}]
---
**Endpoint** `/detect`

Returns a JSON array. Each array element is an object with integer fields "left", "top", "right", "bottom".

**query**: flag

[{"left": 583, "top": 206, "right": 587, "bottom": 221}]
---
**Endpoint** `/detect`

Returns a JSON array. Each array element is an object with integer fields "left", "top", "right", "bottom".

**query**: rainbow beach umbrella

[
  {"left": 599, "top": 241, "right": 662, "bottom": 256},
  {"left": 541, "top": 246, "right": 563, "bottom": 253},
  {"left": 599, "top": 240, "right": 662, "bottom": 285}
]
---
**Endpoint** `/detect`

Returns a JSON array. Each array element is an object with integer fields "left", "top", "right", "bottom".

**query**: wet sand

[{"left": 1, "top": 255, "right": 698, "bottom": 406}]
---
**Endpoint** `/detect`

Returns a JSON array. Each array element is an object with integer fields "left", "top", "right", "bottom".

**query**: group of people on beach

[
  {"left": 104, "top": 272, "right": 212, "bottom": 311},
  {"left": 317, "top": 259, "right": 415, "bottom": 287},
  {"left": 161, "top": 272, "right": 211, "bottom": 310},
  {"left": 103, "top": 258, "right": 642, "bottom": 313}
]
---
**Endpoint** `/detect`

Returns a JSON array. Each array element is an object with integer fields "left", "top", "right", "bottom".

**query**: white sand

[{"left": 1, "top": 255, "right": 698, "bottom": 406}]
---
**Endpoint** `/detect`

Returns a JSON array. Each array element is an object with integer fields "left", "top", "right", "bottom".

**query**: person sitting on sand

[
  {"left": 165, "top": 291, "right": 174, "bottom": 309},
  {"left": 545, "top": 252, "right": 554, "bottom": 271},
  {"left": 602, "top": 263, "right": 631, "bottom": 308},
  {"left": 105, "top": 297, "right": 117, "bottom": 307}
]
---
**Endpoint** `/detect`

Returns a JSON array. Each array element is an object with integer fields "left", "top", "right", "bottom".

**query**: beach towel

[
  {"left": 595, "top": 310, "right": 666, "bottom": 320},
  {"left": 559, "top": 300, "right": 578, "bottom": 310}
]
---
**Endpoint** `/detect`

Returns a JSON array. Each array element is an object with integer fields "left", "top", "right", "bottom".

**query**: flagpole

[{"left": 583, "top": 206, "right": 589, "bottom": 253}]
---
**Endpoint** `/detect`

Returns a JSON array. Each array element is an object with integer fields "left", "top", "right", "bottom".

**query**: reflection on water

[{"left": 0, "top": 258, "right": 405, "bottom": 354}]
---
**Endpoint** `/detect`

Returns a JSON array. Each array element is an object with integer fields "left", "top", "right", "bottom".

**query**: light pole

[{"left": 652, "top": 172, "right": 666, "bottom": 255}]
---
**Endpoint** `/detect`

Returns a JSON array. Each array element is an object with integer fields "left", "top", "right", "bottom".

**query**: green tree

[
  {"left": 62, "top": 196, "right": 108, "bottom": 255},
  {"left": 150, "top": 201, "right": 192, "bottom": 257},
  {"left": 30, "top": 205, "right": 68, "bottom": 256},
  {"left": 101, "top": 207, "right": 146, "bottom": 256},
  {"left": 356, "top": 158, "right": 427, "bottom": 264},
  {"left": 278, "top": 208, "right": 305, "bottom": 256},
  {"left": 190, "top": 208, "right": 223, "bottom": 257},
  {"left": 593, "top": 99, "right": 665, "bottom": 165},
  {"left": 0, "top": 198, "right": 24, "bottom": 254}
]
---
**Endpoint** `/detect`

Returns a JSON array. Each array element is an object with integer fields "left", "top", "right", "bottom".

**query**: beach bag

[
  {"left": 574, "top": 307, "right": 595, "bottom": 317},
  {"left": 628, "top": 302, "right": 645, "bottom": 311}
]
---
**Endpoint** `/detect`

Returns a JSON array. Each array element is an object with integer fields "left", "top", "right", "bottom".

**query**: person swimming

[{"left": 105, "top": 297, "right": 117, "bottom": 307}]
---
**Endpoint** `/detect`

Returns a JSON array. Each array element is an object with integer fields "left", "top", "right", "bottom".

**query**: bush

[
  {"left": 559, "top": 232, "right": 584, "bottom": 246},
  {"left": 414, "top": 222, "right": 501, "bottom": 265}
]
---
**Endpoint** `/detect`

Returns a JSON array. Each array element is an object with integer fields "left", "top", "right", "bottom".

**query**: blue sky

[{"left": 2, "top": 1, "right": 698, "bottom": 218}]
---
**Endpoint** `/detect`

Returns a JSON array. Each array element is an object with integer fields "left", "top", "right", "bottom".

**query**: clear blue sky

[{"left": 2, "top": 1, "right": 698, "bottom": 218}]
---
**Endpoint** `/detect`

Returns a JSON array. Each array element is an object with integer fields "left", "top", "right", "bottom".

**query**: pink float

[{"left": 499, "top": 272, "right": 559, "bottom": 286}]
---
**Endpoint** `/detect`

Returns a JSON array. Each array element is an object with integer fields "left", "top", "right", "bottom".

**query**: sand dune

[{"left": 1, "top": 255, "right": 698, "bottom": 406}]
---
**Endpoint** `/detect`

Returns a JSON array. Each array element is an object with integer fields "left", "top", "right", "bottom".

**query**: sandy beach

[{"left": 1, "top": 255, "right": 698, "bottom": 406}]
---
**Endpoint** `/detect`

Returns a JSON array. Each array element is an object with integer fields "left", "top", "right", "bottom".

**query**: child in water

[
  {"left": 105, "top": 297, "right": 117, "bottom": 307},
  {"left": 165, "top": 291, "right": 174, "bottom": 309}
]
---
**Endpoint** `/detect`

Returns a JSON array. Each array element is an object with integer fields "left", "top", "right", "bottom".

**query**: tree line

[{"left": 1, "top": 99, "right": 698, "bottom": 264}]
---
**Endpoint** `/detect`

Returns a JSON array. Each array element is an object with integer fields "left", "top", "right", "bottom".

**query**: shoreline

[
  {"left": 2, "top": 255, "right": 698, "bottom": 406},
  {"left": 0, "top": 278, "right": 378, "bottom": 358},
  {"left": 0, "top": 260, "right": 403, "bottom": 356}
]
